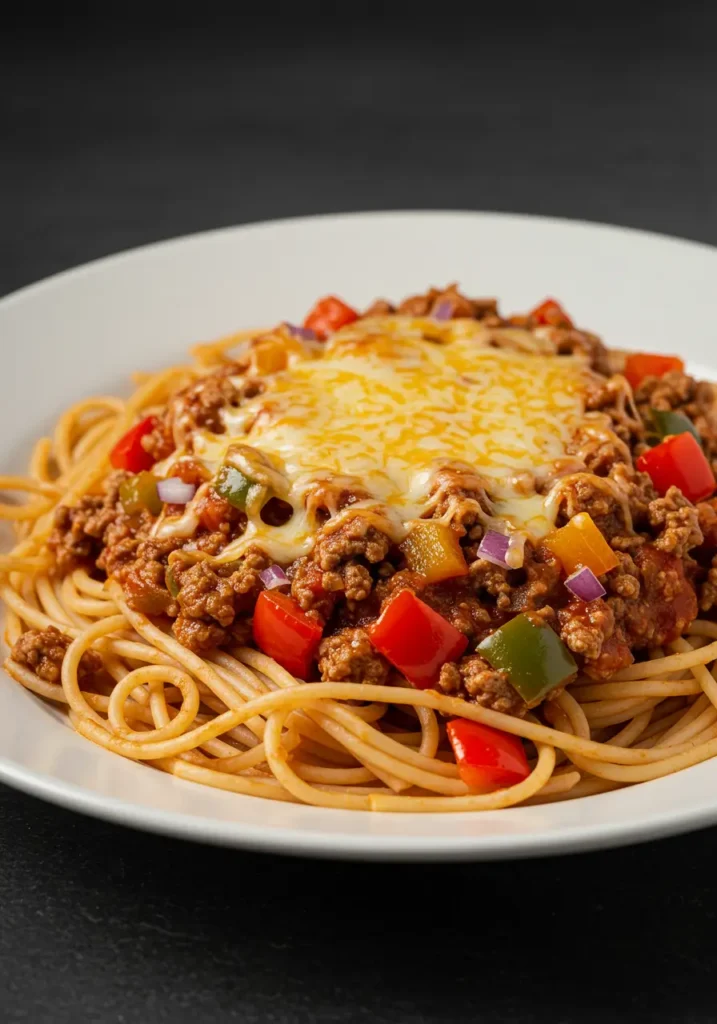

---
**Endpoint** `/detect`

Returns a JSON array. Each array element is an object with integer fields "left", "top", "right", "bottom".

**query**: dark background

[{"left": 2, "top": 7, "right": 717, "bottom": 1022}]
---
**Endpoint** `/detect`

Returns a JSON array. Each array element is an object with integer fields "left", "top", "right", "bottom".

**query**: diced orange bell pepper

[
  {"left": 623, "top": 352, "right": 684, "bottom": 391},
  {"left": 399, "top": 521, "right": 468, "bottom": 584},
  {"left": 544, "top": 512, "right": 619, "bottom": 577}
]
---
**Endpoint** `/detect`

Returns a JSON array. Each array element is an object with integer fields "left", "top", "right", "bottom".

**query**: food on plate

[{"left": 4, "top": 283, "right": 717, "bottom": 812}]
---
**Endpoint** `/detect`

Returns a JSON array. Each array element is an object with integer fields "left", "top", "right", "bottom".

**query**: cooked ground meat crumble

[
  {"left": 26, "top": 286, "right": 717, "bottom": 719},
  {"left": 11, "top": 627, "right": 102, "bottom": 685}
]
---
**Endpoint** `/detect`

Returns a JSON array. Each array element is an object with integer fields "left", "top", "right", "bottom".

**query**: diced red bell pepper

[
  {"left": 623, "top": 352, "right": 684, "bottom": 391},
  {"left": 447, "top": 718, "right": 530, "bottom": 792},
  {"left": 367, "top": 589, "right": 468, "bottom": 689},
  {"left": 636, "top": 432, "right": 716, "bottom": 504},
  {"left": 252, "top": 590, "right": 323, "bottom": 680},
  {"left": 530, "top": 298, "right": 574, "bottom": 328},
  {"left": 304, "top": 296, "right": 359, "bottom": 340},
  {"left": 110, "top": 416, "right": 158, "bottom": 473}
]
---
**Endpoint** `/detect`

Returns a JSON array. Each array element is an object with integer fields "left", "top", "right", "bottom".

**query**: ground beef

[
  {"left": 291, "top": 557, "right": 377, "bottom": 624},
  {"left": 567, "top": 423, "right": 631, "bottom": 476},
  {"left": 508, "top": 546, "right": 564, "bottom": 614},
  {"left": 143, "top": 363, "right": 262, "bottom": 459},
  {"left": 175, "top": 562, "right": 236, "bottom": 626},
  {"left": 425, "top": 465, "right": 488, "bottom": 532},
  {"left": 11, "top": 627, "right": 103, "bottom": 685},
  {"left": 553, "top": 473, "right": 633, "bottom": 542},
  {"left": 559, "top": 596, "right": 629, "bottom": 665},
  {"left": 396, "top": 284, "right": 497, "bottom": 320},
  {"left": 170, "top": 365, "right": 242, "bottom": 445},
  {"left": 437, "top": 654, "right": 526, "bottom": 716},
  {"left": 363, "top": 299, "right": 394, "bottom": 317},
  {"left": 605, "top": 551, "right": 641, "bottom": 600},
  {"left": 169, "top": 550, "right": 268, "bottom": 653},
  {"left": 312, "top": 516, "right": 391, "bottom": 572},
  {"left": 423, "top": 579, "right": 493, "bottom": 638},
  {"left": 330, "top": 562, "right": 373, "bottom": 601},
  {"left": 648, "top": 486, "right": 703, "bottom": 558},
  {"left": 290, "top": 558, "right": 339, "bottom": 622},
  {"left": 172, "top": 616, "right": 229, "bottom": 654},
  {"left": 112, "top": 537, "right": 181, "bottom": 617},
  {"left": 635, "top": 371, "right": 717, "bottom": 472},
  {"left": 49, "top": 471, "right": 133, "bottom": 575},
  {"left": 618, "top": 544, "right": 698, "bottom": 651},
  {"left": 697, "top": 498, "right": 717, "bottom": 549},
  {"left": 465, "top": 543, "right": 563, "bottom": 619},
  {"left": 552, "top": 328, "right": 612, "bottom": 375},
  {"left": 558, "top": 544, "right": 698, "bottom": 680},
  {"left": 583, "top": 374, "right": 645, "bottom": 445},
  {"left": 317, "top": 627, "right": 390, "bottom": 685}
]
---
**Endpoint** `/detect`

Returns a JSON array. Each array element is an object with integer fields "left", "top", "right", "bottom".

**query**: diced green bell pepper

[
  {"left": 477, "top": 613, "right": 577, "bottom": 707},
  {"left": 119, "top": 471, "right": 162, "bottom": 516},
  {"left": 165, "top": 565, "right": 180, "bottom": 598},
  {"left": 215, "top": 464, "right": 262, "bottom": 511},
  {"left": 651, "top": 408, "right": 700, "bottom": 443}
]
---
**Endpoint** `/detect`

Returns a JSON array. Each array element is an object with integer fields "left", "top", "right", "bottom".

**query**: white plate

[{"left": 2, "top": 210, "right": 717, "bottom": 861}]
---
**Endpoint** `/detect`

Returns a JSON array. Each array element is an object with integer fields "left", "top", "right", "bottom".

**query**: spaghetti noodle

[{"left": 4, "top": 286, "right": 717, "bottom": 812}]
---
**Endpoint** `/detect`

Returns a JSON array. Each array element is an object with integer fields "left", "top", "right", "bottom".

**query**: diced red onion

[
  {"left": 156, "top": 478, "right": 197, "bottom": 504},
  {"left": 564, "top": 566, "right": 606, "bottom": 602},
  {"left": 432, "top": 300, "right": 454, "bottom": 321},
  {"left": 477, "top": 530, "right": 510, "bottom": 568},
  {"left": 284, "top": 322, "right": 317, "bottom": 342},
  {"left": 259, "top": 564, "right": 290, "bottom": 590}
]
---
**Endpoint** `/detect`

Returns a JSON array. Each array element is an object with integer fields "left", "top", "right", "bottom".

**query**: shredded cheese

[{"left": 181, "top": 316, "right": 590, "bottom": 562}]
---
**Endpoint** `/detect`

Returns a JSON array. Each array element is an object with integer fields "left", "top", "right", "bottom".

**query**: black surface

[{"left": 2, "top": 10, "right": 717, "bottom": 1022}]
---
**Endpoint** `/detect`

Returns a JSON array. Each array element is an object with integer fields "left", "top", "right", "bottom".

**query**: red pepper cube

[
  {"left": 623, "top": 352, "right": 684, "bottom": 391},
  {"left": 530, "top": 298, "right": 573, "bottom": 328},
  {"left": 447, "top": 718, "right": 530, "bottom": 792},
  {"left": 252, "top": 590, "right": 323, "bottom": 680},
  {"left": 636, "top": 432, "right": 716, "bottom": 504},
  {"left": 110, "top": 416, "right": 158, "bottom": 473},
  {"left": 368, "top": 589, "right": 468, "bottom": 689},
  {"left": 303, "top": 296, "right": 358, "bottom": 340}
]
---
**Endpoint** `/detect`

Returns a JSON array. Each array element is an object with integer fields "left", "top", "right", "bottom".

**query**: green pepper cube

[
  {"left": 165, "top": 565, "right": 180, "bottom": 598},
  {"left": 215, "top": 464, "right": 260, "bottom": 511},
  {"left": 651, "top": 408, "right": 700, "bottom": 443},
  {"left": 477, "top": 613, "right": 577, "bottom": 707},
  {"left": 119, "top": 471, "right": 162, "bottom": 516}
]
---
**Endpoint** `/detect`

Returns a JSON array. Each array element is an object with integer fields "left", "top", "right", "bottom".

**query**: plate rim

[
  {"left": 3, "top": 207, "right": 717, "bottom": 861},
  {"left": 3, "top": 207, "right": 717, "bottom": 307},
  {"left": 4, "top": 748, "right": 717, "bottom": 861}
]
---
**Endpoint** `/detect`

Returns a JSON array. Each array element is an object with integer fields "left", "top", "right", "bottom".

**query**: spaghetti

[{"left": 3, "top": 286, "right": 717, "bottom": 812}]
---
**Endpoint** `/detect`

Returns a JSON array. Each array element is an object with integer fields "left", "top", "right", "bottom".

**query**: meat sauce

[{"left": 41, "top": 286, "right": 717, "bottom": 714}]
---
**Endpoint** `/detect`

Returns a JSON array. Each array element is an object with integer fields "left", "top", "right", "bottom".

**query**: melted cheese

[{"left": 180, "top": 317, "right": 590, "bottom": 563}]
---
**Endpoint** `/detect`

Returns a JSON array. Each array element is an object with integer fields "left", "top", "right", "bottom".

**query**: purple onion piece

[
  {"left": 432, "top": 299, "right": 454, "bottom": 322},
  {"left": 283, "top": 322, "right": 317, "bottom": 342},
  {"left": 477, "top": 529, "right": 510, "bottom": 568},
  {"left": 156, "top": 478, "right": 197, "bottom": 505},
  {"left": 564, "top": 566, "right": 606, "bottom": 602},
  {"left": 259, "top": 564, "right": 290, "bottom": 590}
]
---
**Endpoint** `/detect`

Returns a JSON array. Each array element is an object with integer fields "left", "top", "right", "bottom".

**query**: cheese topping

[{"left": 166, "top": 317, "right": 591, "bottom": 563}]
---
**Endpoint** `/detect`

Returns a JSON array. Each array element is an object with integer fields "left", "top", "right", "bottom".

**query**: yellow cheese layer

[{"left": 185, "top": 317, "right": 589, "bottom": 563}]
